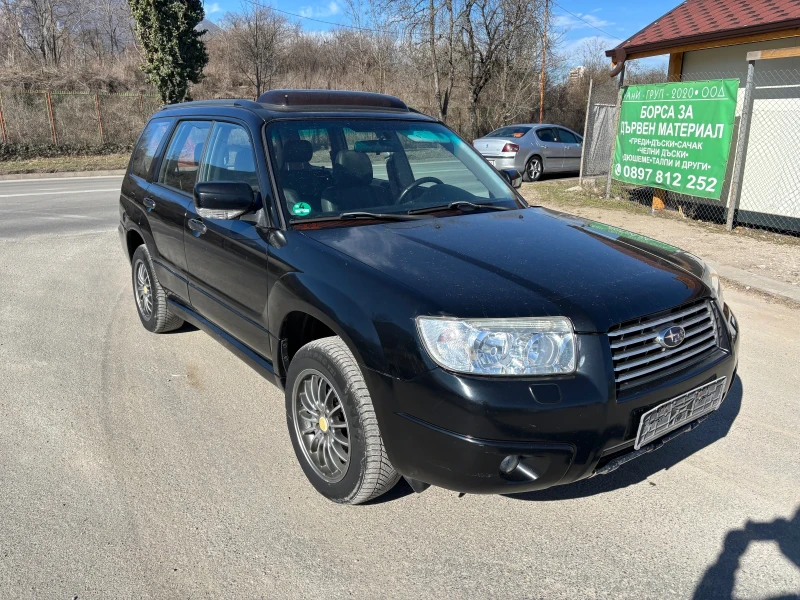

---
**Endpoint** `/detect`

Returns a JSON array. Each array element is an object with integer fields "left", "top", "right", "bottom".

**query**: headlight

[
  {"left": 416, "top": 317, "right": 576, "bottom": 376},
  {"left": 703, "top": 263, "right": 725, "bottom": 307}
]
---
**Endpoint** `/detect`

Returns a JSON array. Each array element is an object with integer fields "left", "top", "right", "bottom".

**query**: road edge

[
  {"left": 710, "top": 261, "right": 800, "bottom": 306},
  {"left": 0, "top": 169, "right": 126, "bottom": 181}
]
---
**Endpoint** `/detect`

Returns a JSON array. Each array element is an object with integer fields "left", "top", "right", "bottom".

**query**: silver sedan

[{"left": 472, "top": 124, "right": 583, "bottom": 182}]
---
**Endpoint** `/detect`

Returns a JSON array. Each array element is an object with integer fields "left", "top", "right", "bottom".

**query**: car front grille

[{"left": 609, "top": 299, "right": 719, "bottom": 393}]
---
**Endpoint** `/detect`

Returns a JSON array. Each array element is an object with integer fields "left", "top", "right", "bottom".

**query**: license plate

[
  {"left": 488, "top": 160, "right": 495, "bottom": 166},
  {"left": 634, "top": 377, "right": 727, "bottom": 450}
]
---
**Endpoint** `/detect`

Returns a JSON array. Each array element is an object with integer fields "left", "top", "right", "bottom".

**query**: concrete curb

[
  {"left": 709, "top": 261, "right": 800, "bottom": 305},
  {"left": 0, "top": 169, "right": 126, "bottom": 181}
]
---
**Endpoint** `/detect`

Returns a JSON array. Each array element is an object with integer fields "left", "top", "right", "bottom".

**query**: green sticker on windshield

[{"left": 291, "top": 202, "right": 311, "bottom": 217}]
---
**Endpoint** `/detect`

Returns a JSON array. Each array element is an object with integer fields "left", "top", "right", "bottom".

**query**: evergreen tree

[{"left": 129, "top": 0, "right": 209, "bottom": 104}]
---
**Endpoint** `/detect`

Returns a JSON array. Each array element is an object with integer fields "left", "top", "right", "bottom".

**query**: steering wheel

[{"left": 397, "top": 177, "right": 444, "bottom": 205}]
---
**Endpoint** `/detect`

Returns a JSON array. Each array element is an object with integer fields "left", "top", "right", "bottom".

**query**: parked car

[
  {"left": 473, "top": 124, "right": 583, "bottom": 182},
  {"left": 119, "top": 90, "right": 739, "bottom": 505}
]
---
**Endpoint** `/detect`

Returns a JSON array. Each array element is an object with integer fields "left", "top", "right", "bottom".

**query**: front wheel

[
  {"left": 523, "top": 156, "right": 543, "bottom": 182},
  {"left": 285, "top": 337, "right": 400, "bottom": 504}
]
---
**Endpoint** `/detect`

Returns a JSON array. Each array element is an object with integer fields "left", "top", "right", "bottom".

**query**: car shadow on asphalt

[
  {"left": 505, "top": 375, "right": 744, "bottom": 502},
  {"left": 164, "top": 322, "right": 198, "bottom": 334},
  {"left": 692, "top": 506, "right": 800, "bottom": 600}
]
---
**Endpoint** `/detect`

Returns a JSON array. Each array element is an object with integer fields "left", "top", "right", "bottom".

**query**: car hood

[{"left": 301, "top": 208, "right": 709, "bottom": 333}]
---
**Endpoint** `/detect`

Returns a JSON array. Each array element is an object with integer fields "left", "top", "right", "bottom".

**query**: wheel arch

[{"left": 270, "top": 273, "right": 384, "bottom": 383}]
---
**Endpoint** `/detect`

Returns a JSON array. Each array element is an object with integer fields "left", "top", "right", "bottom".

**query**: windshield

[
  {"left": 266, "top": 119, "right": 520, "bottom": 221},
  {"left": 485, "top": 126, "right": 531, "bottom": 139}
]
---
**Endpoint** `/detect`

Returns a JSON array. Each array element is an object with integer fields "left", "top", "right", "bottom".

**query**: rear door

[
  {"left": 183, "top": 120, "right": 271, "bottom": 357},
  {"left": 148, "top": 120, "right": 212, "bottom": 299},
  {"left": 555, "top": 128, "right": 582, "bottom": 171},
  {"left": 533, "top": 128, "right": 564, "bottom": 171}
]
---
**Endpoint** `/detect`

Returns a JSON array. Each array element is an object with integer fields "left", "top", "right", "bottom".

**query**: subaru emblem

[{"left": 657, "top": 325, "right": 686, "bottom": 349}]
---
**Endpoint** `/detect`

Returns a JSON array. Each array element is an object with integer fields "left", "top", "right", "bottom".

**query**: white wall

[{"left": 682, "top": 37, "right": 800, "bottom": 223}]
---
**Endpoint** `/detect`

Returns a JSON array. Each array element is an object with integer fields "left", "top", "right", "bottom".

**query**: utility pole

[{"left": 539, "top": 0, "right": 549, "bottom": 123}]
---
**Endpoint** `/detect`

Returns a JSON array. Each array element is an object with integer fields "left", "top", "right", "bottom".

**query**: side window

[
  {"left": 556, "top": 129, "right": 579, "bottom": 144},
  {"left": 536, "top": 128, "right": 556, "bottom": 143},
  {"left": 199, "top": 122, "right": 259, "bottom": 192},
  {"left": 130, "top": 119, "right": 172, "bottom": 180},
  {"left": 158, "top": 121, "right": 211, "bottom": 193}
]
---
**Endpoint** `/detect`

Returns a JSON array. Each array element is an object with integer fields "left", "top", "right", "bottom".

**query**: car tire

[
  {"left": 523, "top": 156, "right": 543, "bottom": 182},
  {"left": 285, "top": 337, "right": 400, "bottom": 505},
  {"left": 131, "top": 244, "right": 184, "bottom": 333}
]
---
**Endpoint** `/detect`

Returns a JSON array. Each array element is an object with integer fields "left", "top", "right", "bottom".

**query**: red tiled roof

[{"left": 607, "top": 0, "right": 800, "bottom": 57}]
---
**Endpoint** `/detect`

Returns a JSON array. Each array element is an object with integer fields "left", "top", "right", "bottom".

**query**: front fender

[{"left": 268, "top": 271, "right": 430, "bottom": 380}]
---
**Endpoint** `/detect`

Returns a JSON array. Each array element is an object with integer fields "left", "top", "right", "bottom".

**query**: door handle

[
  {"left": 188, "top": 218, "right": 207, "bottom": 235},
  {"left": 143, "top": 197, "right": 156, "bottom": 210}
]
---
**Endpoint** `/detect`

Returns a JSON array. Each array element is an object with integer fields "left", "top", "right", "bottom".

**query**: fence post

[
  {"left": 45, "top": 92, "right": 58, "bottom": 144},
  {"left": 726, "top": 59, "right": 756, "bottom": 231},
  {"left": 0, "top": 92, "right": 7, "bottom": 144},
  {"left": 606, "top": 64, "right": 625, "bottom": 198},
  {"left": 578, "top": 78, "right": 594, "bottom": 187},
  {"left": 95, "top": 93, "right": 105, "bottom": 144},
  {"left": 138, "top": 91, "right": 143, "bottom": 115}
]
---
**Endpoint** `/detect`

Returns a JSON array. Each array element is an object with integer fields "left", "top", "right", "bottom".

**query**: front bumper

[{"left": 364, "top": 311, "right": 739, "bottom": 494}]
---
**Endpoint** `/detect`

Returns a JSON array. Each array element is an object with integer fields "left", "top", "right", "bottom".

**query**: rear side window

[
  {"left": 486, "top": 126, "right": 531, "bottom": 139},
  {"left": 130, "top": 119, "right": 172, "bottom": 180},
  {"left": 556, "top": 129, "right": 579, "bottom": 144},
  {"left": 536, "top": 129, "right": 556, "bottom": 143},
  {"left": 199, "top": 122, "right": 260, "bottom": 192},
  {"left": 158, "top": 121, "right": 211, "bottom": 193}
]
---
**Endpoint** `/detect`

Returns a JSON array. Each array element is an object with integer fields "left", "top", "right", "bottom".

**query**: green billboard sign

[{"left": 612, "top": 79, "right": 739, "bottom": 200}]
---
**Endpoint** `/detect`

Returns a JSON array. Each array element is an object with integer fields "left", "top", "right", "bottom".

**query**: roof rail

[
  {"left": 159, "top": 98, "right": 263, "bottom": 111},
  {"left": 257, "top": 89, "right": 408, "bottom": 111}
]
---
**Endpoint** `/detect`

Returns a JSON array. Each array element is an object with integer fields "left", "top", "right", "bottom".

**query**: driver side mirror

[
  {"left": 193, "top": 181, "right": 254, "bottom": 219},
  {"left": 500, "top": 169, "right": 523, "bottom": 189}
]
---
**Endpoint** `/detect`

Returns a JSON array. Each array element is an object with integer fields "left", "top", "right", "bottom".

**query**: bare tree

[
  {"left": 460, "top": 0, "right": 542, "bottom": 138},
  {"left": 222, "top": 3, "right": 288, "bottom": 97}
]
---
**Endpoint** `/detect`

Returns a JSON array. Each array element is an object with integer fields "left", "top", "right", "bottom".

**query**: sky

[{"left": 202, "top": 0, "right": 683, "bottom": 69}]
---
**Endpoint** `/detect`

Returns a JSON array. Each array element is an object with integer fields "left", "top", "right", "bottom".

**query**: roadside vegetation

[{"left": 0, "top": 0, "right": 666, "bottom": 173}]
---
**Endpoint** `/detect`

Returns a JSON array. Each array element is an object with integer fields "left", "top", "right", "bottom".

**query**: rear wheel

[
  {"left": 131, "top": 245, "right": 184, "bottom": 333},
  {"left": 285, "top": 337, "right": 400, "bottom": 504},
  {"left": 523, "top": 156, "right": 543, "bottom": 182}
]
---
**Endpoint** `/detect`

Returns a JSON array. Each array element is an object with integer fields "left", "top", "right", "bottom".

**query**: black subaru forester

[{"left": 118, "top": 90, "right": 740, "bottom": 504}]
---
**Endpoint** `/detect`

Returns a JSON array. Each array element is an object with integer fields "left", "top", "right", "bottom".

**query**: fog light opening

[
  {"left": 500, "top": 455, "right": 541, "bottom": 481},
  {"left": 500, "top": 455, "right": 520, "bottom": 474}
]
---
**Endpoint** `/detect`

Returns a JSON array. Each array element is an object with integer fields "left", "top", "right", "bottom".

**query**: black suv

[{"left": 119, "top": 90, "right": 739, "bottom": 504}]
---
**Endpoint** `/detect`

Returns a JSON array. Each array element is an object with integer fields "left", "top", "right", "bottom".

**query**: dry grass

[{"left": 0, "top": 154, "right": 129, "bottom": 175}]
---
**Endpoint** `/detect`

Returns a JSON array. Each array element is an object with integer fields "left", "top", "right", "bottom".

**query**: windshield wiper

[
  {"left": 407, "top": 201, "right": 515, "bottom": 215},
  {"left": 339, "top": 211, "right": 427, "bottom": 221}
]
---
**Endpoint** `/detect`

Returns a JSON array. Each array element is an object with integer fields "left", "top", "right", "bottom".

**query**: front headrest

[
  {"left": 333, "top": 150, "right": 373, "bottom": 185},
  {"left": 284, "top": 139, "right": 313, "bottom": 163}
]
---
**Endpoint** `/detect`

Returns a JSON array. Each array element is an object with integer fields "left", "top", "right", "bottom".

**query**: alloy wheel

[
  {"left": 528, "top": 158, "right": 542, "bottom": 180},
  {"left": 292, "top": 369, "right": 351, "bottom": 483},
  {"left": 134, "top": 259, "right": 153, "bottom": 320}
]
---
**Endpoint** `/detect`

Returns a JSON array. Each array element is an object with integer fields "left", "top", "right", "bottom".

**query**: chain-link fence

[
  {"left": 0, "top": 90, "right": 161, "bottom": 147},
  {"left": 585, "top": 58, "right": 800, "bottom": 235},
  {"left": 579, "top": 78, "right": 619, "bottom": 181}
]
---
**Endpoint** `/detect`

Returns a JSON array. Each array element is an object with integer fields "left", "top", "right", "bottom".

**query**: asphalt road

[{"left": 1, "top": 177, "right": 798, "bottom": 599}]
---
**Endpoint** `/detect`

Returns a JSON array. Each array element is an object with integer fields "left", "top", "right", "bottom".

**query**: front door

[
  {"left": 534, "top": 128, "right": 564, "bottom": 171},
  {"left": 183, "top": 121, "right": 272, "bottom": 358},
  {"left": 148, "top": 120, "right": 212, "bottom": 299},
  {"left": 555, "top": 128, "right": 583, "bottom": 171}
]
